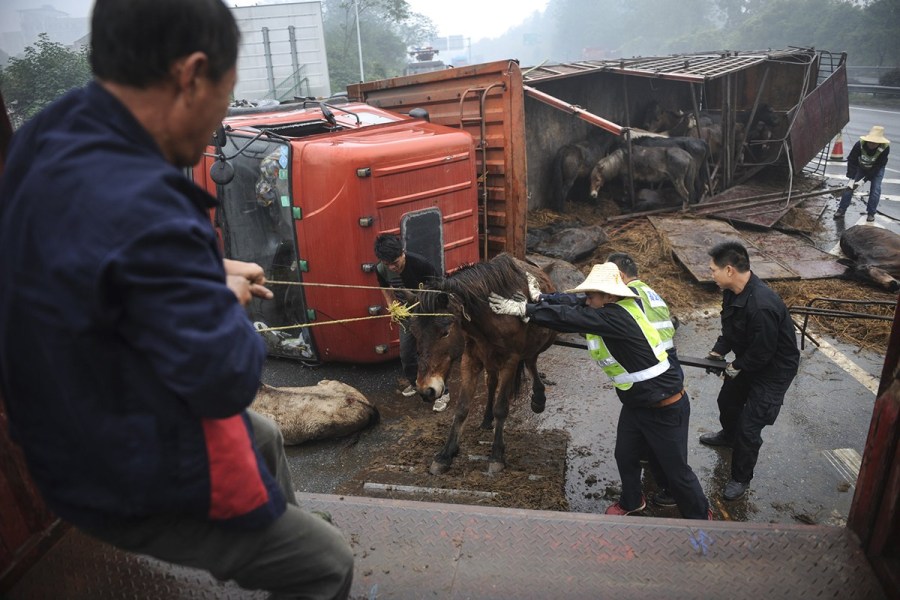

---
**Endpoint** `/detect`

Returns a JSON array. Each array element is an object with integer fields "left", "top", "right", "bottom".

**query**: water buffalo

[
  {"left": 839, "top": 225, "right": 900, "bottom": 292},
  {"left": 589, "top": 146, "right": 696, "bottom": 206},
  {"left": 629, "top": 136, "right": 710, "bottom": 202},
  {"left": 638, "top": 100, "right": 688, "bottom": 133},
  {"left": 549, "top": 131, "right": 616, "bottom": 211}
]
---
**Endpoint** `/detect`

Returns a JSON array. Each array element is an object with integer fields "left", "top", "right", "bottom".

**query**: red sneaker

[{"left": 604, "top": 496, "right": 647, "bottom": 516}]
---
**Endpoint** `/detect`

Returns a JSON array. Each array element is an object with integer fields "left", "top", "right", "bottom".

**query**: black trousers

[
  {"left": 716, "top": 369, "right": 795, "bottom": 484},
  {"left": 616, "top": 392, "right": 709, "bottom": 519},
  {"left": 82, "top": 411, "right": 354, "bottom": 599},
  {"left": 399, "top": 326, "right": 418, "bottom": 385}
]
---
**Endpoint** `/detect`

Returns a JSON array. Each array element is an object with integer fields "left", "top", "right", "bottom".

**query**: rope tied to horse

[{"left": 254, "top": 281, "right": 453, "bottom": 333}]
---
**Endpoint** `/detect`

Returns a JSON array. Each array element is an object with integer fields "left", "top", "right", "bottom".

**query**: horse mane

[{"left": 417, "top": 253, "right": 526, "bottom": 316}]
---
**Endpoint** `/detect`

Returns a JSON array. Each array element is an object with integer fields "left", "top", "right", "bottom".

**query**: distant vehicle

[{"left": 404, "top": 46, "right": 450, "bottom": 76}]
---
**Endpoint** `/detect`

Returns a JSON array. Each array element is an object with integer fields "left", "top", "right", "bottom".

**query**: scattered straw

[{"left": 532, "top": 212, "right": 896, "bottom": 353}]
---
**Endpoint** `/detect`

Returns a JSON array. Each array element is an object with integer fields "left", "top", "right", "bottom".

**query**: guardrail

[{"left": 848, "top": 84, "right": 900, "bottom": 97}]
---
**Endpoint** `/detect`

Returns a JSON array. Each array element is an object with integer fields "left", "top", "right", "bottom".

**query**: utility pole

[{"left": 354, "top": 0, "right": 365, "bottom": 81}]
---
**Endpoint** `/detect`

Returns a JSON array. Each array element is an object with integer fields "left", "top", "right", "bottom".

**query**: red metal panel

[
  {"left": 789, "top": 61, "right": 850, "bottom": 171},
  {"left": 349, "top": 60, "right": 528, "bottom": 259},
  {"left": 293, "top": 121, "right": 479, "bottom": 363},
  {"left": 849, "top": 302, "right": 900, "bottom": 598},
  {"left": 0, "top": 396, "right": 58, "bottom": 590}
]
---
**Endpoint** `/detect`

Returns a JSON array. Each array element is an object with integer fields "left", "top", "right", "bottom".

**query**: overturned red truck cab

[{"left": 192, "top": 98, "right": 479, "bottom": 364}]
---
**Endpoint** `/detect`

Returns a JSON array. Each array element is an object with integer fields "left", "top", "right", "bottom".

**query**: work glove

[
  {"left": 526, "top": 272, "right": 542, "bottom": 302},
  {"left": 849, "top": 178, "right": 861, "bottom": 191},
  {"left": 705, "top": 351, "right": 726, "bottom": 375},
  {"left": 724, "top": 362, "right": 741, "bottom": 380},
  {"left": 489, "top": 292, "right": 529, "bottom": 322}
]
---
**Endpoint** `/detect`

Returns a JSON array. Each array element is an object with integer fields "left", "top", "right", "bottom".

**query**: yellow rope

[
  {"left": 254, "top": 300, "right": 453, "bottom": 333},
  {"left": 265, "top": 279, "right": 439, "bottom": 296}
]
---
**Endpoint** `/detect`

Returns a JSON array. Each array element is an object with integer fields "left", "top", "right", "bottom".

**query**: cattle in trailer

[
  {"left": 589, "top": 146, "right": 697, "bottom": 207},
  {"left": 838, "top": 225, "right": 900, "bottom": 292},
  {"left": 628, "top": 135, "right": 710, "bottom": 202},
  {"left": 549, "top": 132, "right": 616, "bottom": 211},
  {"left": 414, "top": 254, "right": 557, "bottom": 475},
  {"left": 638, "top": 100, "right": 688, "bottom": 134}
]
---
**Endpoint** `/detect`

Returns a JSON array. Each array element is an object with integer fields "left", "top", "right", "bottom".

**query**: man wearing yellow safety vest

[
  {"left": 488, "top": 262, "right": 710, "bottom": 520},
  {"left": 607, "top": 252, "right": 679, "bottom": 369},
  {"left": 834, "top": 125, "right": 890, "bottom": 222},
  {"left": 607, "top": 252, "right": 682, "bottom": 509}
]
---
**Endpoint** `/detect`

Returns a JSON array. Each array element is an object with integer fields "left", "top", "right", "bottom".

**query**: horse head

[
  {"left": 410, "top": 289, "right": 466, "bottom": 400},
  {"left": 589, "top": 150, "right": 621, "bottom": 198}
]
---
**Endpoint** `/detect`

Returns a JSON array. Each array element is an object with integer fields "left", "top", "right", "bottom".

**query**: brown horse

[{"left": 412, "top": 254, "right": 556, "bottom": 475}]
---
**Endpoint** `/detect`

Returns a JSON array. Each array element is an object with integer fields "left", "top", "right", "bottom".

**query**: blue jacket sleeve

[{"left": 111, "top": 218, "right": 266, "bottom": 418}]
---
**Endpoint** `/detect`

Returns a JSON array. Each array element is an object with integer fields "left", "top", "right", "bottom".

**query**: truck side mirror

[
  {"left": 409, "top": 108, "right": 430, "bottom": 122},
  {"left": 209, "top": 124, "right": 234, "bottom": 184},
  {"left": 212, "top": 124, "right": 227, "bottom": 149},
  {"left": 210, "top": 159, "right": 234, "bottom": 185}
]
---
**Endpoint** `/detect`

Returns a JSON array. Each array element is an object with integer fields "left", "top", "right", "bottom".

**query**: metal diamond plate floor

[{"left": 7, "top": 492, "right": 886, "bottom": 600}]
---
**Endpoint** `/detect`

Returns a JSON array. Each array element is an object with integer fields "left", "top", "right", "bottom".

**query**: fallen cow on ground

[{"left": 838, "top": 225, "right": 900, "bottom": 292}]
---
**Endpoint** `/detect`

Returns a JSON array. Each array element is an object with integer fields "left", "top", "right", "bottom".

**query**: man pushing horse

[{"left": 488, "top": 263, "right": 711, "bottom": 520}]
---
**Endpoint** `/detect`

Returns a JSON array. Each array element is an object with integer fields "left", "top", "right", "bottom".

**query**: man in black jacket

[
  {"left": 700, "top": 241, "right": 800, "bottom": 501},
  {"left": 834, "top": 125, "right": 890, "bottom": 222},
  {"left": 373, "top": 234, "right": 445, "bottom": 408},
  {"left": 490, "top": 263, "right": 710, "bottom": 520}
]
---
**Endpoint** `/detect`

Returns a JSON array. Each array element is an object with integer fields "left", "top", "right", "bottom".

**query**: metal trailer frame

[{"left": 349, "top": 49, "right": 849, "bottom": 259}]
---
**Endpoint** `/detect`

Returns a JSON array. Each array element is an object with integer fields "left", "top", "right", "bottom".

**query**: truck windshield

[{"left": 214, "top": 136, "right": 317, "bottom": 362}]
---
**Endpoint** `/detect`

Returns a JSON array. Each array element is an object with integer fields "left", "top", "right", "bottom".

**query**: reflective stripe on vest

[
  {"left": 858, "top": 143, "right": 887, "bottom": 169},
  {"left": 585, "top": 298, "right": 669, "bottom": 390},
  {"left": 630, "top": 280, "right": 676, "bottom": 349}
]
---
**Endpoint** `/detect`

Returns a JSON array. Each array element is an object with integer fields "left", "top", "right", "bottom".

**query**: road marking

[
  {"left": 822, "top": 448, "right": 861, "bottom": 486},
  {"left": 851, "top": 106, "right": 900, "bottom": 115},
  {"left": 812, "top": 336, "right": 880, "bottom": 394}
]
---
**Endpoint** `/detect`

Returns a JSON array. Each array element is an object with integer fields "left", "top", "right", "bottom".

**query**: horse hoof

[
  {"left": 487, "top": 461, "right": 505, "bottom": 475},
  {"left": 430, "top": 460, "right": 451, "bottom": 476},
  {"left": 531, "top": 398, "right": 546, "bottom": 413}
]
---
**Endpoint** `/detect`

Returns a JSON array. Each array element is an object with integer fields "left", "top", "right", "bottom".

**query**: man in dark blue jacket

[
  {"left": 0, "top": 1, "right": 352, "bottom": 597},
  {"left": 700, "top": 241, "right": 800, "bottom": 502}
]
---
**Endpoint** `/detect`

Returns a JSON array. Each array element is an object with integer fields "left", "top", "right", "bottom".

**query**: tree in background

[
  {"left": 723, "top": 0, "right": 863, "bottom": 55},
  {"left": 856, "top": 0, "right": 900, "bottom": 66},
  {"left": 323, "top": 0, "right": 436, "bottom": 93},
  {"left": 0, "top": 34, "right": 91, "bottom": 128},
  {"left": 540, "top": 0, "right": 897, "bottom": 67}
]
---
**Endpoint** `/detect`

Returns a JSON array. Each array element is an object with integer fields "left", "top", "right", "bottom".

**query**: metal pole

[
  {"left": 354, "top": 0, "right": 364, "bottom": 81},
  {"left": 262, "top": 27, "right": 276, "bottom": 99}
]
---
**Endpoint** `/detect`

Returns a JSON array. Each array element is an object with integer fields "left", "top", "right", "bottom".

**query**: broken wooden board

[
  {"left": 649, "top": 216, "right": 798, "bottom": 284},
  {"left": 696, "top": 173, "right": 825, "bottom": 228},
  {"left": 740, "top": 228, "right": 846, "bottom": 280}
]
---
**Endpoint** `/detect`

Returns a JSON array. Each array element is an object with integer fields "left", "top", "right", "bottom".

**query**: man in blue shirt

[{"left": 0, "top": 1, "right": 352, "bottom": 597}]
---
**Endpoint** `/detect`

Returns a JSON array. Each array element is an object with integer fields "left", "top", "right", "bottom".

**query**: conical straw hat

[
  {"left": 861, "top": 125, "right": 889, "bottom": 145},
  {"left": 565, "top": 262, "right": 639, "bottom": 298}
]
